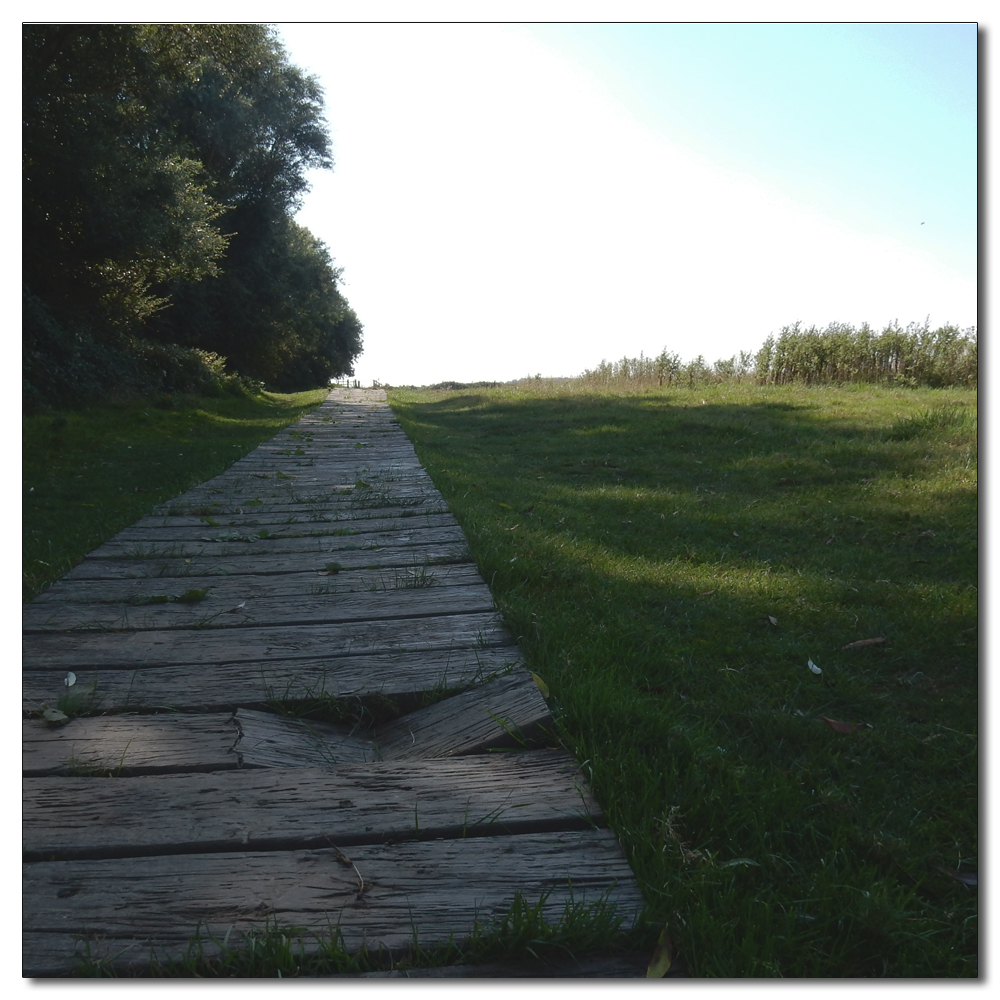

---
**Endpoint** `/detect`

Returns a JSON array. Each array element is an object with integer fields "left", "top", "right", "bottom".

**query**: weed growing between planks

[
  {"left": 71, "top": 890, "right": 644, "bottom": 977},
  {"left": 388, "top": 381, "right": 978, "bottom": 978},
  {"left": 23, "top": 388, "right": 328, "bottom": 601}
]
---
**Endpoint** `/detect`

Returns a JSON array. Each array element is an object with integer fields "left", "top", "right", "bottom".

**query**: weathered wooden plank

[
  {"left": 150, "top": 491, "right": 446, "bottom": 516},
  {"left": 159, "top": 474, "right": 438, "bottom": 496},
  {"left": 235, "top": 709, "right": 375, "bottom": 767},
  {"left": 376, "top": 672, "right": 552, "bottom": 759},
  {"left": 23, "top": 829, "right": 643, "bottom": 977},
  {"left": 24, "top": 711, "right": 248, "bottom": 776},
  {"left": 149, "top": 490, "right": 447, "bottom": 517},
  {"left": 23, "top": 582, "right": 495, "bottom": 633},
  {"left": 81, "top": 524, "right": 465, "bottom": 561},
  {"left": 145, "top": 504, "right": 450, "bottom": 525},
  {"left": 237, "top": 448, "right": 423, "bottom": 462},
  {"left": 23, "top": 709, "right": 369, "bottom": 776},
  {"left": 24, "top": 672, "right": 549, "bottom": 775},
  {"left": 22, "top": 612, "right": 511, "bottom": 670},
  {"left": 23, "top": 751, "right": 600, "bottom": 860},
  {"left": 30, "top": 563, "right": 484, "bottom": 606},
  {"left": 56, "top": 541, "right": 472, "bottom": 581},
  {"left": 23, "top": 645, "right": 520, "bottom": 713},
  {"left": 114, "top": 510, "right": 458, "bottom": 539}
]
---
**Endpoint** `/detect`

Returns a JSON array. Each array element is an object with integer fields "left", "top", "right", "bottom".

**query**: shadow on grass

[{"left": 390, "top": 386, "right": 978, "bottom": 977}]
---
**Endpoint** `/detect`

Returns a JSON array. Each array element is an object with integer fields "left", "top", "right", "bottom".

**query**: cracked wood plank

[
  {"left": 23, "top": 751, "right": 600, "bottom": 860},
  {"left": 24, "top": 674, "right": 550, "bottom": 775},
  {"left": 23, "top": 709, "right": 370, "bottom": 777},
  {"left": 23, "top": 829, "right": 642, "bottom": 977},
  {"left": 375, "top": 672, "right": 552, "bottom": 759}
]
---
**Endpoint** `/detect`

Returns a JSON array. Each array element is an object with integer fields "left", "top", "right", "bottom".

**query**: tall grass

[{"left": 582, "top": 321, "right": 977, "bottom": 390}]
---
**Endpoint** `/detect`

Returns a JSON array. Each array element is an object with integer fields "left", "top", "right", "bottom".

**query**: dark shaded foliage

[{"left": 23, "top": 23, "right": 362, "bottom": 405}]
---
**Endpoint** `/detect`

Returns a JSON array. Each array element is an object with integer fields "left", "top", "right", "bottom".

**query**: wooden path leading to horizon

[{"left": 22, "top": 388, "right": 645, "bottom": 977}]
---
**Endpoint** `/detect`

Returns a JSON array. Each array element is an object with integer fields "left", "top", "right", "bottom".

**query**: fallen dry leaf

[
  {"left": 842, "top": 637, "right": 886, "bottom": 649},
  {"left": 646, "top": 927, "right": 673, "bottom": 978},
  {"left": 808, "top": 659, "right": 822, "bottom": 674},
  {"left": 531, "top": 672, "right": 550, "bottom": 699},
  {"left": 768, "top": 616, "right": 778, "bottom": 626}
]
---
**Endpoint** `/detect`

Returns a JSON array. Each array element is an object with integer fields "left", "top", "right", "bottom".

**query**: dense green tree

[
  {"left": 23, "top": 23, "right": 362, "bottom": 403},
  {"left": 23, "top": 25, "right": 229, "bottom": 331},
  {"left": 154, "top": 218, "right": 362, "bottom": 389}
]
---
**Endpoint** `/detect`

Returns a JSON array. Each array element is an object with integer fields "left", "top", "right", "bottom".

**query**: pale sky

[{"left": 276, "top": 20, "right": 977, "bottom": 387}]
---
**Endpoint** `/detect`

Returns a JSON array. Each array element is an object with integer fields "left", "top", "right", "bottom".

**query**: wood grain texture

[
  {"left": 376, "top": 672, "right": 553, "bottom": 759},
  {"left": 80, "top": 524, "right": 465, "bottom": 561},
  {"left": 107, "top": 510, "right": 459, "bottom": 542},
  {"left": 24, "top": 673, "right": 551, "bottom": 776},
  {"left": 23, "top": 751, "right": 600, "bottom": 859},
  {"left": 56, "top": 540, "right": 472, "bottom": 581},
  {"left": 23, "top": 582, "right": 496, "bottom": 633},
  {"left": 23, "top": 645, "right": 519, "bottom": 713},
  {"left": 23, "top": 709, "right": 372, "bottom": 777},
  {"left": 22, "top": 611, "right": 512, "bottom": 670},
  {"left": 29, "top": 562, "right": 485, "bottom": 606},
  {"left": 23, "top": 829, "right": 642, "bottom": 977}
]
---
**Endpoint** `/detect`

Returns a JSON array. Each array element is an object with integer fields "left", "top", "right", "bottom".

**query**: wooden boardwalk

[{"left": 22, "top": 388, "right": 645, "bottom": 977}]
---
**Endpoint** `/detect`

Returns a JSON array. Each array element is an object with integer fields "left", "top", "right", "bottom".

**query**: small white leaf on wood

[
  {"left": 64, "top": 672, "right": 77, "bottom": 687},
  {"left": 42, "top": 708, "right": 68, "bottom": 723}
]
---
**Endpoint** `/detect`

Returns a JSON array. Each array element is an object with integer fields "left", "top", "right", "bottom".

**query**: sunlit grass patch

[{"left": 388, "top": 380, "right": 977, "bottom": 978}]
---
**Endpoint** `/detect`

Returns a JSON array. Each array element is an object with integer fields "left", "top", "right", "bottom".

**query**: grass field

[
  {"left": 23, "top": 388, "right": 328, "bottom": 602},
  {"left": 387, "top": 380, "right": 978, "bottom": 978}
]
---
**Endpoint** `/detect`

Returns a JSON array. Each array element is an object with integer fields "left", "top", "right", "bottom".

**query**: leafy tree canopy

[{"left": 23, "top": 23, "right": 362, "bottom": 403}]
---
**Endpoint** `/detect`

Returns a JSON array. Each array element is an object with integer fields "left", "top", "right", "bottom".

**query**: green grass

[
  {"left": 74, "top": 891, "right": 639, "bottom": 977},
  {"left": 387, "top": 380, "right": 978, "bottom": 978},
  {"left": 23, "top": 388, "right": 328, "bottom": 601}
]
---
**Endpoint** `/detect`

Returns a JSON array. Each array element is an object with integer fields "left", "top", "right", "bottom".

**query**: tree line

[
  {"left": 581, "top": 320, "right": 977, "bottom": 389},
  {"left": 23, "top": 24, "right": 362, "bottom": 410}
]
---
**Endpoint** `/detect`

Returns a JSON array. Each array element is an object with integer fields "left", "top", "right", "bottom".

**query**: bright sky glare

[{"left": 284, "top": 24, "right": 975, "bottom": 386}]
